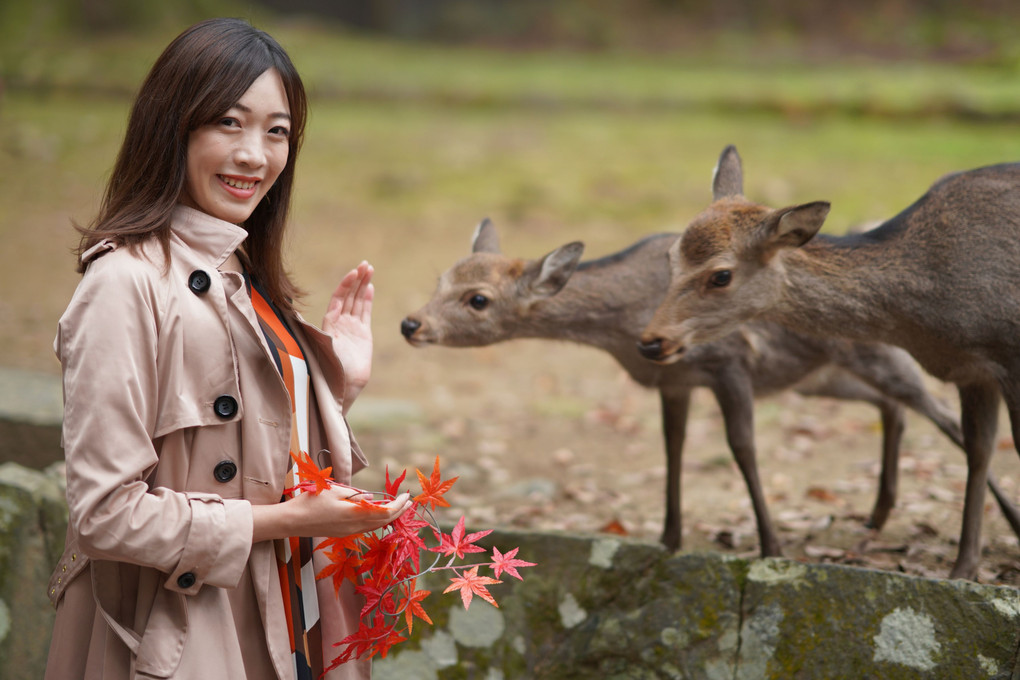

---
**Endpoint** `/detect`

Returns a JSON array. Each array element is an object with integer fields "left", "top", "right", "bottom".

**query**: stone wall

[
  {"left": 376, "top": 530, "right": 1020, "bottom": 679},
  {"left": 0, "top": 463, "right": 67, "bottom": 680},
  {"left": 0, "top": 367, "right": 63, "bottom": 471}
]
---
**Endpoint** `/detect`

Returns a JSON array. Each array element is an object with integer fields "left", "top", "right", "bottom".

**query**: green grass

[
  {"left": 6, "top": 17, "right": 1020, "bottom": 119},
  {"left": 296, "top": 100, "right": 1020, "bottom": 234},
  {"left": 3, "top": 21, "right": 1020, "bottom": 373},
  {"left": 285, "top": 28, "right": 1020, "bottom": 119}
]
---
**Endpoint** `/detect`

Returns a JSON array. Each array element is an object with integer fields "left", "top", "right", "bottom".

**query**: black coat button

[
  {"left": 188, "top": 270, "right": 211, "bottom": 295},
  {"left": 213, "top": 395, "right": 237, "bottom": 419},
  {"left": 177, "top": 572, "right": 196, "bottom": 589},
  {"left": 213, "top": 460, "right": 237, "bottom": 483}
]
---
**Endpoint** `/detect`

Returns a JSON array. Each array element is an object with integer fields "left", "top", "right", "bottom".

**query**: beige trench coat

[{"left": 45, "top": 206, "right": 371, "bottom": 679}]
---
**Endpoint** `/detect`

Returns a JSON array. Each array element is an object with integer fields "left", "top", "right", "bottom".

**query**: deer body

[
  {"left": 784, "top": 174, "right": 1020, "bottom": 384},
  {"left": 401, "top": 220, "right": 1018, "bottom": 557},
  {"left": 640, "top": 146, "right": 1020, "bottom": 578}
]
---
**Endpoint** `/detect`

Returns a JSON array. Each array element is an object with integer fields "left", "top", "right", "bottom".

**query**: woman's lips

[{"left": 218, "top": 174, "right": 260, "bottom": 199}]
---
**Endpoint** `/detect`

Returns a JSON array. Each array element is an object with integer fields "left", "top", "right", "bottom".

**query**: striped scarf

[{"left": 249, "top": 278, "right": 323, "bottom": 679}]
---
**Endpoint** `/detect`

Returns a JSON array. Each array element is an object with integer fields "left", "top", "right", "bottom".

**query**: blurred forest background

[{"left": 3, "top": 0, "right": 1020, "bottom": 578}]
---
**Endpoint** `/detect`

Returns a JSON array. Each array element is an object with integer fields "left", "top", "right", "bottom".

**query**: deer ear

[
  {"left": 528, "top": 241, "right": 585, "bottom": 298},
  {"left": 471, "top": 218, "right": 500, "bottom": 254},
  {"left": 766, "top": 201, "right": 831, "bottom": 248},
  {"left": 712, "top": 145, "right": 743, "bottom": 200}
]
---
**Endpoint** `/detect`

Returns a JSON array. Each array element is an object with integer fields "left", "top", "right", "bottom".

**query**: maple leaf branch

[{"left": 290, "top": 454, "right": 536, "bottom": 667}]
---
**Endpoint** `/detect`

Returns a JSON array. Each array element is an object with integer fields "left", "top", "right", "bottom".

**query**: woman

[{"left": 44, "top": 18, "right": 410, "bottom": 680}]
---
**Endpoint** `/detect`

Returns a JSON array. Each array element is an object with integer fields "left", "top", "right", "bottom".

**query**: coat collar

[
  {"left": 170, "top": 204, "right": 248, "bottom": 268},
  {"left": 79, "top": 205, "right": 250, "bottom": 267}
]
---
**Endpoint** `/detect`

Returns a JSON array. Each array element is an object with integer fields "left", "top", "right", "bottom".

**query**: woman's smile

[
  {"left": 180, "top": 68, "right": 291, "bottom": 224},
  {"left": 218, "top": 174, "right": 261, "bottom": 198}
]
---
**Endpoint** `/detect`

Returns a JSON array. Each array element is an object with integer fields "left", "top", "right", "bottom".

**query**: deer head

[
  {"left": 637, "top": 145, "right": 830, "bottom": 362},
  {"left": 401, "top": 218, "right": 585, "bottom": 347}
]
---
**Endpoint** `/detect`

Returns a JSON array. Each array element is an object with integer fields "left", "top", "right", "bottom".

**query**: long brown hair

[{"left": 78, "top": 17, "right": 308, "bottom": 311}]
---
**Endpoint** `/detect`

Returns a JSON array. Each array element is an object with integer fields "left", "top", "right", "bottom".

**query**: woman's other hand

[
  {"left": 323, "top": 261, "right": 374, "bottom": 407},
  {"left": 251, "top": 487, "right": 413, "bottom": 543}
]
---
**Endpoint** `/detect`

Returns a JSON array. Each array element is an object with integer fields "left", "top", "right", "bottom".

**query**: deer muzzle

[
  {"left": 636, "top": 336, "right": 685, "bottom": 363},
  {"left": 637, "top": 338, "right": 665, "bottom": 360},
  {"left": 400, "top": 317, "right": 422, "bottom": 341}
]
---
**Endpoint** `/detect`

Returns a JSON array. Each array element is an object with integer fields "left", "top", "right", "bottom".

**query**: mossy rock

[
  {"left": 377, "top": 530, "right": 1020, "bottom": 679},
  {"left": 0, "top": 463, "right": 67, "bottom": 680}
]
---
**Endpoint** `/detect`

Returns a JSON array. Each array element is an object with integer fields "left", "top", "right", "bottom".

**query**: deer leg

[
  {"left": 881, "top": 371, "right": 1020, "bottom": 537},
  {"left": 985, "top": 475, "right": 1020, "bottom": 541},
  {"left": 869, "top": 401, "right": 905, "bottom": 531},
  {"left": 994, "top": 385, "right": 1020, "bottom": 544},
  {"left": 659, "top": 390, "right": 691, "bottom": 552},
  {"left": 950, "top": 382, "right": 1000, "bottom": 580},
  {"left": 712, "top": 375, "right": 782, "bottom": 557},
  {"left": 835, "top": 347, "right": 1020, "bottom": 540},
  {"left": 794, "top": 368, "right": 903, "bottom": 531},
  {"left": 835, "top": 343, "right": 963, "bottom": 441}
]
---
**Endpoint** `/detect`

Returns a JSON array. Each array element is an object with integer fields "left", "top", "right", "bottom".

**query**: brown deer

[
  {"left": 639, "top": 145, "right": 1020, "bottom": 578},
  {"left": 401, "top": 219, "right": 1020, "bottom": 558}
]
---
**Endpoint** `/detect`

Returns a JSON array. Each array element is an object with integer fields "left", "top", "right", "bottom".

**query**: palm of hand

[
  {"left": 323, "top": 262, "right": 375, "bottom": 390},
  {"left": 327, "top": 316, "right": 372, "bottom": 387}
]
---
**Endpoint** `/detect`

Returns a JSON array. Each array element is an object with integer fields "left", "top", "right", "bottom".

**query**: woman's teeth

[{"left": 220, "top": 176, "right": 256, "bottom": 190}]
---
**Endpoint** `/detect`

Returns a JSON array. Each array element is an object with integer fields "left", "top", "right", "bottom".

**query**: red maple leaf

[
  {"left": 444, "top": 565, "right": 502, "bottom": 609},
  {"left": 355, "top": 581, "right": 390, "bottom": 619},
  {"left": 315, "top": 535, "right": 362, "bottom": 555},
  {"left": 327, "top": 621, "right": 405, "bottom": 671},
  {"left": 287, "top": 450, "right": 333, "bottom": 495},
  {"left": 342, "top": 495, "right": 390, "bottom": 514},
  {"left": 385, "top": 466, "right": 407, "bottom": 497},
  {"left": 414, "top": 456, "right": 458, "bottom": 510},
  {"left": 432, "top": 516, "right": 492, "bottom": 560},
  {"left": 358, "top": 534, "right": 399, "bottom": 581},
  {"left": 490, "top": 546, "right": 536, "bottom": 581},
  {"left": 315, "top": 535, "right": 364, "bottom": 594},
  {"left": 401, "top": 588, "right": 433, "bottom": 634},
  {"left": 382, "top": 509, "right": 430, "bottom": 572},
  {"left": 310, "top": 460, "right": 536, "bottom": 668},
  {"left": 316, "top": 554, "right": 360, "bottom": 595},
  {"left": 372, "top": 627, "right": 407, "bottom": 659}
]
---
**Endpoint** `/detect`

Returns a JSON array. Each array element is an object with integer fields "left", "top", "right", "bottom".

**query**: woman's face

[{"left": 181, "top": 68, "right": 291, "bottom": 224}]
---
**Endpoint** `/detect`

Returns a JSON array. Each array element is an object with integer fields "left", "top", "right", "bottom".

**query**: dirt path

[{"left": 353, "top": 338, "right": 1020, "bottom": 586}]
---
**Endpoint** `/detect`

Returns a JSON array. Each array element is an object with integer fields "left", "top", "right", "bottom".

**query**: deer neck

[
  {"left": 775, "top": 236, "right": 921, "bottom": 343},
  {"left": 519, "top": 244, "right": 669, "bottom": 350}
]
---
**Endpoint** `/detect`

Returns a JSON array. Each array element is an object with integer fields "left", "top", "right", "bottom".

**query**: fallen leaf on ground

[
  {"left": 805, "top": 486, "right": 841, "bottom": 503},
  {"left": 599, "top": 519, "right": 629, "bottom": 536}
]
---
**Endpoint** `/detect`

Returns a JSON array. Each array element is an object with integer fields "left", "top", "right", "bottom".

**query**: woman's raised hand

[{"left": 322, "top": 261, "right": 374, "bottom": 405}]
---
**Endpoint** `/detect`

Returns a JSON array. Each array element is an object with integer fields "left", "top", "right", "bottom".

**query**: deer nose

[
  {"left": 400, "top": 318, "right": 421, "bottom": 339},
  {"left": 636, "top": 338, "right": 664, "bottom": 361}
]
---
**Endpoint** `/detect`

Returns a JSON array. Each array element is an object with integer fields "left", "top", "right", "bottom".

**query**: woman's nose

[{"left": 234, "top": 132, "right": 266, "bottom": 168}]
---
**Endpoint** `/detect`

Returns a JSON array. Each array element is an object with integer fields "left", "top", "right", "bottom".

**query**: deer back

[{"left": 641, "top": 146, "right": 1020, "bottom": 382}]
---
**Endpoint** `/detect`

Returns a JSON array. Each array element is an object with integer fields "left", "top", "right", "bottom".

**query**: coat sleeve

[{"left": 57, "top": 253, "right": 253, "bottom": 593}]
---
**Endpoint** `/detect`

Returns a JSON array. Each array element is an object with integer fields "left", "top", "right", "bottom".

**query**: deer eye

[
  {"left": 708, "top": 270, "right": 732, "bottom": 288},
  {"left": 467, "top": 294, "right": 489, "bottom": 311}
]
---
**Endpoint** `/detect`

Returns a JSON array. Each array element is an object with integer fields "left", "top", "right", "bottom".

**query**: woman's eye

[
  {"left": 468, "top": 294, "right": 489, "bottom": 311},
  {"left": 708, "top": 270, "right": 732, "bottom": 288},
  {"left": 218, "top": 117, "right": 240, "bottom": 128},
  {"left": 269, "top": 125, "right": 290, "bottom": 137}
]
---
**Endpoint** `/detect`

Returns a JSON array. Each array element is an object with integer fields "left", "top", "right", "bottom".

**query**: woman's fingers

[
  {"left": 333, "top": 262, "right": 373, "bottom": 316},
  {"left": 322, "top": 489, "right": 413, "bottom": 533},
  {"left": 383, "top": 492, "right": 413, "bottom": 518},
  {"left": 324, "top": 262, "right": 375, "bottom": 331},
  {"left": 350, "top": 263, "right": 374, "bottom": 320},
  {"left": 256, "top": 489, "right": 414, "bottom": 543}
]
